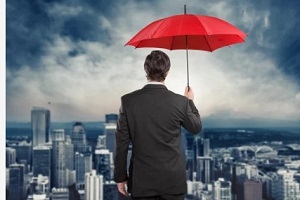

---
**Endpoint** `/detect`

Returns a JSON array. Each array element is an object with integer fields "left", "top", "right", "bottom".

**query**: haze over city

[{"left": 5, "top": 0, "right": 300, "bottom": 127}]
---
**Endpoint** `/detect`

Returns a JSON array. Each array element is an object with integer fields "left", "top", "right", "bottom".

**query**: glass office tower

[
  {"left": 8, "top": 164, "right": 25, "bottom": 200},
  {"left": 31, "top": 107, "right": 50, "bottom": 147},
  {"left": 32, "top": 146, "right": 51, "bottom": 181}
]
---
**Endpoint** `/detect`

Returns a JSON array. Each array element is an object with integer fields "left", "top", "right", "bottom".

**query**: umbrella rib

[
  {"left": 204, "top": 36, "right": 213, "bottom": 52},
  {"left": 170, "top": 36, "right": 175, "bottom": 50}
]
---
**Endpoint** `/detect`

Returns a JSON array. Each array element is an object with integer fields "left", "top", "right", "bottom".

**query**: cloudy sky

[{"left": 5, "top": 0, "right": 300, "bottom": 127}]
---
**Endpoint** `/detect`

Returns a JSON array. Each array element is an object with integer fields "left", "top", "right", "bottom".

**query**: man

[{"left": 114, "top": 50, "right": 202, "bottom": 200}]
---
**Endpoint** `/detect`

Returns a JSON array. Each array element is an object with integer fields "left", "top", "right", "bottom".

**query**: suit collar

[{"left": 143, "top": 84, "right": 168, "bottom": 90}]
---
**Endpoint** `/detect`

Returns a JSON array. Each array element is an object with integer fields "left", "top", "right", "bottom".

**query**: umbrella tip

[{"left": 184, "top": 5, "right": 187, "bottom": 14}]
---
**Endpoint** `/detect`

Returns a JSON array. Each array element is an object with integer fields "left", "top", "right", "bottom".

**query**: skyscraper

[
  {"left": 185, "top": 130, "right": 196, "bottom": 181},
  {"left": 74, "top": 151, "right": 93, "bottom": 185},
  {"left": 244, "top": 180, "right": 263, "bottom": 200},
  {"left": 31, "top": 107, "right": 50, "bottom": 147},
  {"left": 85, "top": 170, "right": 103, "bottom": 200},
  {"left": 103, "top": 182, "right": 118, "bottom": 200},
  {"left": 71, "top": 122, "right": 88, "bottom": 153},
  {"left": 105, "top": 123, "right": 117, "bottom": 155},
  {"left": 94, "top": 149, "right": 113, "bottom": 181},
  {"left": 197, "top": 138, "right": 210, "bottom": 157},
  {"left": 7, "top": 140, "right": 32, "bottom": 166},
  {"left": 271, "top": 169, "right": 300, "bottom": 200},
  {"left": 105, "top": 114, "right": 118, "bottom": 123},
  {"left": 29, "top": 175, "right": 50, "bottom": 197},
  {"left": 51, "top": 188, "right": 69, "bottom": 200},
  {"left": 196, "top": 156, "right": 214, "bottom": 184},
  {"left": 32, "top": 146, "right": 51, "bottom": 182},
  {"left": 6, "top": 147, "right": 16, "bottom": 168},
  {"left": 8, "top": 164, "right": 25, "bottom": 200},
  {"left": 96, "top": 135, "right": 106, "bottom": 149},
  {"left": 52, "top": 129, "right": 74, "bottom": 188},
  {"left": 213, "top": 178, "right": 232, "bottom": 200}
]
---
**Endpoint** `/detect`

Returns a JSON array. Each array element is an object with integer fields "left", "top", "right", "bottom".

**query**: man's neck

[{"left": 147, "top": 81, "right": 165, "bottom": 85}]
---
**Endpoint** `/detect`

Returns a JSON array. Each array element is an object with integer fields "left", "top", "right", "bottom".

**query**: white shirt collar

[{"left": 146, "top": 81, "right": 164, "bottom": 85}]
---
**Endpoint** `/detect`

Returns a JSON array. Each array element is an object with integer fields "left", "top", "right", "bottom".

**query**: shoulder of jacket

[
  {"left": 168, "top": 90, "right": 188, "bottom": 100},
  {"left": 121, "top": 89, "right": 142, "bottom": 99}
]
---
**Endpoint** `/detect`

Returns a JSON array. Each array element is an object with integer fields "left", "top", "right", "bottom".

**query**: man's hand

[
  {"left": 184, "top": 86, "right": 194, "bottom": 100},
  {"left": 117, "top": 181, "right": 129, "bottom": 196}
]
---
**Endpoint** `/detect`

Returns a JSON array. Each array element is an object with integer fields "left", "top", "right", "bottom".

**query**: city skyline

[
  {"left": 5, "top": 0, "right": 300, "bottom": 127},
  {"left": 5, "top": 113, "right": 300, "bottom": 199}
]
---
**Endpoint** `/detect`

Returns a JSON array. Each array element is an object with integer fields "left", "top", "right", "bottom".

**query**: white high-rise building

[
  {"left": 52, "top": 129, "right": 74, "bottom": 188},
  {"left": 31, "top": 107, "right": 50, "bottom": 147},
  {"left": 6, "top": 147, "right": 16, "bottom": 168},
  {"left": 105, "top": 123, "right": 117, "bottom": 155},
  {"left": 51, "top": 188, "right": 69, "bottom": 200},
  {"left": 96, "top": 135, "right": 106, "bottom": 149},
  {"left": 85, "top": 170, "right": 103, "bottom": 200},
  {"left": 213, "top": 178, "right": 232, "bottom": 200},
  {"left": 75, "top": 152, "right": 93, "bottom": 184},
  {"left": 94, "top": 149, "right": 113, "bottom": 181},
  {"left": 271, "top": 169, "right": 300, "bottom": 200},
  {"left": 196, "top": 156, "right": 214, "bottom": 184}
]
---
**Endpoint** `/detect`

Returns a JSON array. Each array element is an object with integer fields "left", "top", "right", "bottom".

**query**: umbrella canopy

[
  {"left": 126, "top": 7, "right": 247, "bottom": 86},
  {"left": 126, "top": 14, "right": 247, "bottom": 52}
]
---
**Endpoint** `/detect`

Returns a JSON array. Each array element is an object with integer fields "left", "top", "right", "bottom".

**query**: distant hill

[{"left": 203, "top": 128, "right": 300, "bottom": 148}]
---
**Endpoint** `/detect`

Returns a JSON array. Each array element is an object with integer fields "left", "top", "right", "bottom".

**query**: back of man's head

[{"left": 144, "top": 50, "right": 170, "bottom": 82}]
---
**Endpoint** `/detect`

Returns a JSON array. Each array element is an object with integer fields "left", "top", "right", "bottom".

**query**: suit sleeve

[
  {"left": 182, "top": 99, "right": 202, "bottom": 134},
  {"left": 114, "top": 100, "right": 130, "bottom": 183}
]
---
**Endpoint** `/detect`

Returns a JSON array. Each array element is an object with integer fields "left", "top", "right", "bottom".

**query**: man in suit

[{"left": 114, "top": 50, "right": 202, "bottom": 200}]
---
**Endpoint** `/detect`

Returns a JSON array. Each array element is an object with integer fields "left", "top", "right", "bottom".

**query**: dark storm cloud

[
  {"left": 6, "top": 0, "right": 53, "bottom": 71},
  {"left": 243, "top": 1, "right": 300, "bottom": 82},
  {"left": 60, "top": 12, "right": 112, "bottom": 44},
  {"left": 271, "top": 1, "right": 300, "bottom": 81},
  {"left": 6, "top": 0, "right": 115, "bottom": 72}
]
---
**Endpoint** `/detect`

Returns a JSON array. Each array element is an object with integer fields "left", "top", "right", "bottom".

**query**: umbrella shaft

[{"left": 185, "top": 35, "right": 189, "bottom": 88}]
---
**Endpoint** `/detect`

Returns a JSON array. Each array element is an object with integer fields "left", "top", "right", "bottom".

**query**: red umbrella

[{"left": 125, "top": 5, "right": 247, "bottom": 87}]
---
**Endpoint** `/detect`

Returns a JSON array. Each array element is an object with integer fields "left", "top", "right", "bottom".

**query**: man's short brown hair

[{"left": 144, "top": 50, "right": 170, "bottom": 82}]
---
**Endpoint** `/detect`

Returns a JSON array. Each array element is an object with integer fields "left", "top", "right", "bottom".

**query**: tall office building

[
  {"left": 244, "top": 180, "right": 263, "bottom": 200},
  {"left": 8, "top": 164, "right": 25, "bottom": 200},
  {"left": 196, "top": 156, "right": 214, "bottom": 184},
  {"left": 6, "top": 147, "right": 16, "bottom": 168},
  {"left": 65, "top": 135, "right": 74, "bottom": 170},
  {"left": 105, "top": 123, "right": 117, "bottom": 155},
  {"left": 197, "top": 138, "right": 210, "bottom": 157},
  {"left": 271, "top": 169, "right": 300, "bottom": 200},
  {"left": 52, "top": 129, "right": 74, "bottom": 188},
  {"left": 32, "top": 146, "right": 51, "bottom": 181},
  {"left": 85, "top": 170, "right": 104, "bottom": 200},
  {"left": 51, "top": 188, "right": 69, "bottom": 200},
  {"left": 7, "top": 140, "right": 32, "bottom": 166},
  {"left": 105, "top": 114, "right": 118, "bottom": 123},
  {"left": 96, "top": 135, "right": 106, "bottom": 149},
  {"left": 31, "top": 107, "right": 50, "bottom": 147},
  {"left": 29, "top": 175, "right": 50, "bottom": 197},
  {"left": 185, "top": 130, "right": 196, "bottom": 181},
  {"left": 74, "top": 152, "right": 93, "bottom": 184},
  {"left": 103, "top": 182, "right": 118, "bottom": 200},
  {"left": 213, "top": 178, "right": 232, "bottom": 200},
  {"left": 71, "top": 122, "right": 88, "bottom": 153},
  {"left": 94, "top": 149, "right": 113, "bottom": 181}
]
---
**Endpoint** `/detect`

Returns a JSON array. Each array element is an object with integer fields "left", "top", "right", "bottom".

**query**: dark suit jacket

[{"left": 114, "top": 84, "right": 202, "bottom": 197}]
